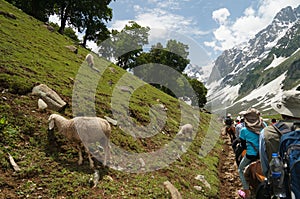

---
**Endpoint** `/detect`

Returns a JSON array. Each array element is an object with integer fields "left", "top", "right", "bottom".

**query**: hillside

[{"left": 0, "top": 1, "right": 223, "bottom": 198}]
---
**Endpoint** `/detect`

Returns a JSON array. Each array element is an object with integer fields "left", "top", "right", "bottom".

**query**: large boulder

[{"left": 32, "top": 84, "right": 67, "bottom": 112}]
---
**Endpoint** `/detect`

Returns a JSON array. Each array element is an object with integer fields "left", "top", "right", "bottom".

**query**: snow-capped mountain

[
  {"left": 203, "top": 5, "right": 300, "bottom": 114},
  {"left": 184, "top": 63, "right": 213, "bottom": 84}
]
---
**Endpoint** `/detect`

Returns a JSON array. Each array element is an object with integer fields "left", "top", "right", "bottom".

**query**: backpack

[
  {"left": 279, "top": 128, "right": 300, "bottom": 199},
  {"left": 225, "top": 117, "right": 233, "bottom": 125}
]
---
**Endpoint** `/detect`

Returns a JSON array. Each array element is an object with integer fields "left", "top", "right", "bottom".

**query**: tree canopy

[
  {"left": 6, "top": 0, "right": 54, "bottom": 22},
  {"left": 7, "top": 0, "right": 114, "bottom": 47},
  {"left": 98, "top": 21, "right": 150, "bottom": 69}
]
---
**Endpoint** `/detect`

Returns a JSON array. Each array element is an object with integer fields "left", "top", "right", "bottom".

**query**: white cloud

[
  {"left": 205, "top": 1, "right": 300, "bottom": 52},
  {"left": 109, "top": 7, "right": 208, "bottom": 42},
  {"left": 212, "top": 8, "right": 230, "bottom": 25}
]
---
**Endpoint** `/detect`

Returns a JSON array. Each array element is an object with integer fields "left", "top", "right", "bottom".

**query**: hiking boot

[{"left": 238, "top": 189, "right": 251, "bottom": 199}]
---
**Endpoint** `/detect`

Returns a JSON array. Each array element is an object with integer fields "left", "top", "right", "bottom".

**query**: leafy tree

[
  {"left": 187, "top": 77, "right": 207, "bottom": 107},
  {"left": 98, "top": 21, "right": 150, "bottom": 69},
  {"left": 49, "top": 22, "right": 80, "bottom": 42},
  {"left": 70, "top": 0, "right": 113, "bottom": 47},
  {"left": 133, "top": 41, "right": 191, "bottom": 98},
  {"left": 53, "top": 0, "right": 113, "bottom": 47},
  {"left": 133, "top": 40, "right": 190, "bottom": 72},
  {"left": 6, "top": 0, "right": 54, "bottom": 22}
]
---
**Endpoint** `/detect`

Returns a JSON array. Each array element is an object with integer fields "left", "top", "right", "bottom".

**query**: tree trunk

[
  {"left": 82, "top": 27, "right": 90, "bottom": 47},
  {"left": 58, "top": 4, "right": 68, "bottom": 34},
  {"left": 82, "top": 35, "right": 87, "bottom": 47}
]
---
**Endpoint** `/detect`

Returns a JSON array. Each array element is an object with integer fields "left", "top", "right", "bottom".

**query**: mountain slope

[
  {"left": 205, "top": 5, "right": 300, "bottom": 114},
  {"left": 0, "top": 1, "right": 222, "bottom": 198}
]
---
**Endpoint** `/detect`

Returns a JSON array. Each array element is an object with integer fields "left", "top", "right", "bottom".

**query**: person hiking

[
  {"left": 224, "top": 113, "right": 236, "bottom": 143},
  {"left": 259, "top": 90, "right": 300, "bottom": 197},
  {"left": 235, "top": 116, "right": 245, "bottom": 138},
  {"left": 259, "top": 90, "right": 300, "bottom": 176},
  {"left": 237, "top": 108, "right": 265, "bottom": 199}
]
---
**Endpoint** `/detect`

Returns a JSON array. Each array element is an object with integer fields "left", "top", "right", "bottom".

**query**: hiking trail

[{"left": 219, "top": 130, "right": 242, "bottom": 199}]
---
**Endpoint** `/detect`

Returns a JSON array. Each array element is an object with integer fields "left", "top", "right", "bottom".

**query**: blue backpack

[{"left": 279, "top": 128, "right": 300, "bottom": 199}]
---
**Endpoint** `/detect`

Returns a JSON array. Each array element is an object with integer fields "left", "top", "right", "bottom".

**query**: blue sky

[{"left": 105, "top": 0, "right": 300, "bottom": 65}]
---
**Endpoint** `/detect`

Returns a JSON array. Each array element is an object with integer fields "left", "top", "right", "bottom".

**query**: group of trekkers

[{"left": 223, "top": 90, "right": 300, "bottom": 199}]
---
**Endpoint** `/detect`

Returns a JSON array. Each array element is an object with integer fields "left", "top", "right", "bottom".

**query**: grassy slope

[{"left": 0, "top": 1, "right": 223, "bottom": 198}]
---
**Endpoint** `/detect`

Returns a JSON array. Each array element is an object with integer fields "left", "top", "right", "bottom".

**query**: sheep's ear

[{"left": 48, "top": 116, "right": 55, "bottom": 130}]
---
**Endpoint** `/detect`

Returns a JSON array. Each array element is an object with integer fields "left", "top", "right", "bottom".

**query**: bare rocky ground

[{"left": 219, "top": 130, "right": 242, "bottom": 199}]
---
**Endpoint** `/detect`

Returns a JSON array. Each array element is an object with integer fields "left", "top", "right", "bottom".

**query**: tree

[
  {"left": 133, "top": 40, "right": 190, "bottom": 72},
  {"left": 70, "top": 0, "right": 113, "bottom": 47},
  {"left": 53, "top": 0, "right": 113, "bottom": 44},
  {"left": 98, "top": 21, "right": 150, "bottom": 69},
  {"left": 187, "top": 77, "right": 207, "bottom": 107},
  {"left": 7, "top": 0, "right": 54, "bottom": 22},
  {"left": 132, "top": 41, "right": 190, "bottom": 97}
]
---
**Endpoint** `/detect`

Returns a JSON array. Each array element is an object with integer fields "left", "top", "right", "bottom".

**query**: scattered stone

[
  {"left": 118, "top": 86, "right": 131, "bottom": 93},
  {"left": 38, "top": 98, "right": 48, "bottom": 111},
  {"left": 32, "top": 84, "right": 67, "bottom": 112},
  {"left": 139, "top": 158, "right": 145, "bottom": 167},
  {"left": 109, "top": 67, "right": 116, "bottom": 73},
  {"left": 195, "top": 175, "right": 211, "bottom": 190},
  {"left": 180, "top": 145, "right": 187, "bottom": 153},
  {"left": 104, "top": 116, "right": 118, "bottom": 126},
  {"left": 8, "top": 153, "right": 21, "bottom": 172},
  {"left": 90, "top": 170, "right": 99, "bottom": 188},
  {"left": 103, "top": 175, "right": 113, "bottom": 182},
  {"left": 194, "top": 185, "right": 202, "bottom": 192},
  {"left": 65, "top": 45, "right": 78, "bottom": 54},
  {"left": 163, "top": 180, "right": 182, "bottom": 199}
]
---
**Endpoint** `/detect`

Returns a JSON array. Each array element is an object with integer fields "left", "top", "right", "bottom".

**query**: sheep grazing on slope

[
  {"left": 178, "top": 124, "right": 193, "bottom": 141},
  {"left": 48, "top": 114, "right": 111, "bottom": 168},
  {"left": 85, "top": 53, "right": 99, "bottom": 72}
]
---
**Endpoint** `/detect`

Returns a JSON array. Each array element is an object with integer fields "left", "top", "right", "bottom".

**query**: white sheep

[
  {"left": 178, "top": 124, "right": 193, "bottom": 140},
  {"left": 48, "top": 114, "right": 111, "bottom": 168},
  {"left": 85, "top": 53, "right": 99, "bottom": 72}
]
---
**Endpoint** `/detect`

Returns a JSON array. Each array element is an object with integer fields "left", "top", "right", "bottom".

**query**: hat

[
  {"left": 271, "top": 90, "right": 300, "bottom": 118},
  {"left": 239, "top": 111, "right": 247, "bottom": 116},
  {"left": 244, "top": 108, "right": 264, "bottom": 134}
]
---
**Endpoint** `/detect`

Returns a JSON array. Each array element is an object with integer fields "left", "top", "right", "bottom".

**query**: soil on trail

[{"left": 219, "top": 130, "right": 242, "bottom": 199}]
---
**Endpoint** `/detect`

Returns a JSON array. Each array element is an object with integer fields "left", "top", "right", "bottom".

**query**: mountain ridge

[{"left": 200, "top": 5, "right": 300, "bottom": 114}]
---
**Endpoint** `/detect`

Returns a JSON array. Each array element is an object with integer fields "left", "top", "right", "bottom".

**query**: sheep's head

[{"left": 48, "top": 114, "right": 56, "bottom": 130}]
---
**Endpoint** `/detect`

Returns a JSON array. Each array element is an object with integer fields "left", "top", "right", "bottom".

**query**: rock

[
  {"left": 118, "top": 86, "right": 131, "bottom": 93},
  {"left": 32, "top": 84, "right": 67, "bottom": 112},
  {"left": 194, "top": 186, "right": 202, "bottom": 191},
  {"left": 104, "top": 116, "right": 118, "bottom": 126},
  {"left": 195, "top": 175, "right": 211, "bottom": 190},
  {"left": 139, "top": 158, "right": 145, "bottom": 168},
  {"left": 163, "top": 181, "right": 182, "bottom": 199},
  {"left": 65, "top": 45, "right": 78, "bottom": 54},
  {"left": 109, "top": 67, "right": 116, "bottom": 73},
  {"left": 38, "top": 98, "right": 48, "bottom": 111}
]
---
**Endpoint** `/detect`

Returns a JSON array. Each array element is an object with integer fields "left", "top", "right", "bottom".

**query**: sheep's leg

[
  {"left": 85, "top": 147, "right": 94, "bottom": 169},
  {"left": 77, "top": 145, "right": 83, "bottom": 165}
]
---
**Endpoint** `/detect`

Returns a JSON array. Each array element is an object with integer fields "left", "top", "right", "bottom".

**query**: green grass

[{"left": 0, "top": 1, "right": 223, "bottom": 198}]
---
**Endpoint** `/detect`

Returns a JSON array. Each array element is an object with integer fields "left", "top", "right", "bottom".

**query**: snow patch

[
  {"left": 234, "top": 71, "right": 287, "bottom": 107},
  {"left": 207, "top": 83, "right": 241, "bottom": 104},
  {"left": 264, "top": 54, "right": 288, "bottom": 71}
]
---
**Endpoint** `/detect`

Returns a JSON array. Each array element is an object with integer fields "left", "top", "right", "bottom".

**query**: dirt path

[{"left": 219, "top": 132, "right": 242, "bottom": 199}]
